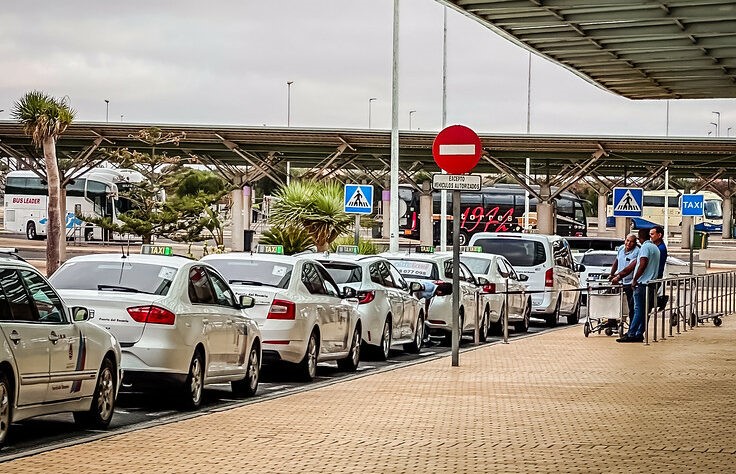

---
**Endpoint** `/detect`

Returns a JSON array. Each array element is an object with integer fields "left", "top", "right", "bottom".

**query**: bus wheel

[
  {"left": 84, "top": 227, "right": 94, "bottom": 241},
  {"left": 26, "top": 222, "right": 37, "bottom": 240},
  {"left": 458, "top": 230, "right": 469, "bottom": 246}
]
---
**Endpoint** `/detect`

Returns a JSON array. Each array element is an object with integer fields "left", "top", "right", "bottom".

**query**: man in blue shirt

[
  {"left": 617, "top": 229, "right": 660, "bottom": 343},
  {"left": 609, "top": 234, "right": 639, "bottom": 319},
  {"left": 650, "top": 225, "right": 667, "bottom": 279}
]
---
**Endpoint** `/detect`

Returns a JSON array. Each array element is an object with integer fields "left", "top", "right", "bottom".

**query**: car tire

[
  {"left": 479, "top": 305, "right": 490, "bottom": 342},
  {"left": 514, "top": 300, "right": 531, "bottom": 333},
  {"left": 298, "top": 330, "right": 319, "bottom": 381},
  {"left": 377, "top": 317, "right": 391, "bottom": 361},
  {"left": 232, "top": 343, "right": 260, "bottom": 397},
  {"left": 567, "top": 299, "right": 581, "bottom": 325},
  {"left": 337, "top": 326, "right": 361, "bottom": 372},
  {"left": 0, "top": 371, "right": 11, "bottom": 448},
  {"left": 546, "top": 299, "right": 561, "bottom": 327},
  {"left": 443, "top": 310, "right": 465, "bottom": 345},
  {"left": 404, "top": 312, "right": 424, "bottom": 354},
  {"left": 74, "top": 357, "right": 116, "bottom": 428},
  {"left": 490, "top": 305, "right": 504, "bottom": 337},
  {"left": 26, "top": 221, "right": 37, "bottom": 240},
  {"left": 181, "top": 350, "right": 204, "bottom": 410}
]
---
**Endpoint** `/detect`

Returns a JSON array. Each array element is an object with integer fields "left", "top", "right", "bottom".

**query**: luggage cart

[{"left": 584, "top": 281, "right": 628, "bottom": 337}]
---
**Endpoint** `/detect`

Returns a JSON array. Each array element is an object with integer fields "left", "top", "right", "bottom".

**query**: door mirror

[
  {"left": 476, "top": 276, "right": 490, "bottom": 286},
  {"left": 409, "top": 281, "right": 424, "bottom": 293},
  {"left": 575, "top": 263, "right": 586, "bottom": 273},
  {"left": 72, "top": 307, "right": 91, "bottom": 322},
  {"left": 342, "top": 286, "right": 357, "bottom": 299},
  {"left": 434, "top": 281, "right": 453, "bottom": 296},
  {"left": 238, "top": 295, "right": 255, "bottom": 309},
  {"left": 518, "top": 274, "right": 529, "bottom": 282}
]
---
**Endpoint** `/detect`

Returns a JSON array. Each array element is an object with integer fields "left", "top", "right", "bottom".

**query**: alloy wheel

[
  {"left": 190, "top": 356, "right": 203, "bottom": 406},
  {"left": 97, "top": 366, "right": 115, "bottom": 422},
  {"left": 0, "top": 380, "right": 9, "bottom": 445}
]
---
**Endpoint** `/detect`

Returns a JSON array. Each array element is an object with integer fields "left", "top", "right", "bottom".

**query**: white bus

[
  {"left": 3, "top": 168, "right": 143, "bottom": 240},
  {"left": 607, "top": 189, "right": 723, "bottom": 233}
]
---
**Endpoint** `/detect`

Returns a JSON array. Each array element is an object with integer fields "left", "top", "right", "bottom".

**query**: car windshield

[
  {"left": 50, "top": 261, "right": 176, "bottom": 295},
  {"left": 580, "top": 253, "right": 616, "bottom": 267},
  {"left": 473, "top": 239, "right": 546, "bottom": 267},
  {"left": 387, "top": 259, "right": 438, "bottom": 279},
  {"left": 320, "top": 262, "right": 363, "bottom": 284},
  {"left": 206, "top": 259, "right": 292, "bottom": 289},
  {"left": 460, "top": 256, "right": 491, "bottom": 275}
]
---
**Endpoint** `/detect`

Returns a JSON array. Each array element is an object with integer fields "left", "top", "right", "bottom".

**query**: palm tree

[
  {"left": 11, "top": 91, "right": 75, "bottom": 275},
  {"left": 269, "top": 180, "right": 352, "bottom": 252}
]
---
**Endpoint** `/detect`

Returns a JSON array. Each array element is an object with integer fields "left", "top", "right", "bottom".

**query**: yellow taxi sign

[
  {"left": 415, "top": 245, "right": 435, "bottom": 254},
  {"left": 336, "top": 245, "right": 359, "bottom": 254},
  {"left": 257, "top": 244, "right": 284, "bottom": 255},
  {"left": 459, "top": 246, "right": 482, "bottom": 253},
  {"left": 141, "top": 244, "right": 173, "bottom": 256}
]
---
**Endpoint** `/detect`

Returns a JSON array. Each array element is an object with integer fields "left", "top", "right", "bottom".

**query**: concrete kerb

[{"left": 0, "top": 325, "right": 559, "bottom": 463}]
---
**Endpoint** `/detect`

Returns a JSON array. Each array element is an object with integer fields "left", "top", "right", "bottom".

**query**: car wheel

[
  {"left": 490, "top": 305, "right": 504, "bottom": 337},
  {"left": 298, "top": 330, "right": 319, "bottom": 381},
  {"left": 337, "top": 326, "right": 361, "bottom": 372},
  {"left": 232, "top": 344, "right": 260, "bottom": 397},
  {"left": 567, "top": 298, "right": 581, "bottom": 325},
  {"left": 546, "top": 299, "right": 561, "bottom": 327},
  {"left": 74, "top": 357, "right": 116, "bottom": 428},
  {"left": 458, "top": 231, "right": 469, "bottom": 246},
  {"left": 0, "top": 372, "right": 11, "bottom": 447},
  {"left": 377, "top": 318, "right": 391, "bottom": 361},
  {"left": 26, "top": 221, "right": 37, "bottom": 240},
  {"left": 181, "top": 351, "right": 204, "bottom": 410},
  {"left": 514, "top": 300, "right": 531, "bottom": 333},
  {"left": 404, "top": 312, "right": 424, "bottom": 354},
  {"left": 479, "top": 306, "right": 490, "bottom": 342}
]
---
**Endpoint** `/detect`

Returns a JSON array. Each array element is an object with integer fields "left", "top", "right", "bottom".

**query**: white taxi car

[
  {"left": 49, "top": 250, "right": 262, "bottom": 409},
  {"left": 382, "top": 249, "right": 481, "bottom": 345},
  {"left": 459, "top": 250, "right": 532, "bottom": 334},
  {"left": 0, "top": 258, "right": 122, "bottom": 447},
  {"left": 201, "top": 251, "right": 362, "bottom": 381},
  {"left": 318, "top": 253, "right": 426, "bottom": 360}
]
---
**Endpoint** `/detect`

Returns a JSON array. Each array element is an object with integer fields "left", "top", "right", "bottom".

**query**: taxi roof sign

[
  {"left": 141, "top": 245, "right": 173, "bottom": 256},
  {"left": 459, "top": 246, "right": 482, "bottom": 253},
  {"left": 336, "top": 245, "right": 359, "bottom": 254},
  {"left": 257, "top": 244, "right": 284, "bottom": 255},
  {"left": 415, "top": 245, "right": 435, "bottom": 254}
]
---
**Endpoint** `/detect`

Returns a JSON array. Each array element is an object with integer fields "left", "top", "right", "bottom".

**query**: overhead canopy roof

[{"left": 440, "top": 0, "right": 736, "bottom": 99}]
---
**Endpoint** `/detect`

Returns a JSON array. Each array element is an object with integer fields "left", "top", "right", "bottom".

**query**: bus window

[
  {"left": 574, "top": 202, "right": 586, "bottom": 225},
  {"left": 67, "top": 179, "right": 85, "bottom": 197},
  {"left": 86, "top": 180, "right": 108, "bottom": 216}
]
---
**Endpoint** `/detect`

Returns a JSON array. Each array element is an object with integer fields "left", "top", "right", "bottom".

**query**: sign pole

[
  {"left": 451, "top": 189, "right": 460, "bottom": 367},
  {"left": 689, "top": 221, "right": 694, "bottom": 275},
  {"left": 354, "top": 214, "right": 360, "bottom": 247}
]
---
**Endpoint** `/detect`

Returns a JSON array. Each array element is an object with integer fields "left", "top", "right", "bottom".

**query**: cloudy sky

[{"left": 1, "top": 0, "right": 734, "bottom": 137}]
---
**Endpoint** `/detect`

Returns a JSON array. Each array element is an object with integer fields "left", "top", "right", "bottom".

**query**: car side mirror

[
  {"left": 476, "top": 276, "right": 490, "bottom": 286},
  {"left": 575, "top": 263, "right": 586, "bottom": 273},
  {"left": 342, "top": 287, "right": 357, "bottom": 299},
  {"left": 72, "top": 307, "right": 91, "bottom": 322},
  {"left": 409, "top": 281, "right": 424, "bottom": 293},
  {"left": 239, "top": 295, "right": 255, "bottom": 309},
  {"left": 518, "top": 274, "right": 529, "bottom": 282}
]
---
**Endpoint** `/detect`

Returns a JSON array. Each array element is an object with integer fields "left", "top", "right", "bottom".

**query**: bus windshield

[{"left": 705, "top": 200, "right": 722, "bottom": 219}]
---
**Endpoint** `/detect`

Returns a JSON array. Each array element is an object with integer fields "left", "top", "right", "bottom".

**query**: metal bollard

[
  {"left": 674, "top": 277, "right": 680, "bottom": 334},
  {"left": 644, "top": 283, "right": 650, "bottom": 345},
  {"left": 653, "top": 281, "right": 659, "bottom": 343},
  {"left": 503, "top": 278, "right": 509, "bottom": 344}
]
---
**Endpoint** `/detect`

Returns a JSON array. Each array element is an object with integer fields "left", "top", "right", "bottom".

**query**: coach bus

[
  {"left": 397, "top": 184, "right": 589, "bottom": 245},
  {"left": 3, "top": 168, "right": 142, "bottom": 240}
]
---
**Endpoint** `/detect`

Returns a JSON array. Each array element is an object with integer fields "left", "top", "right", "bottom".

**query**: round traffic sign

[{"left": 432, "top": 125, "right": 482, "bottom": 174}]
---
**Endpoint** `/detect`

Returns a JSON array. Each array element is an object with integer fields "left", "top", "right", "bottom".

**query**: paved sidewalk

[{"left": 4, "top": 319, "right": 736, "bottom": 473}]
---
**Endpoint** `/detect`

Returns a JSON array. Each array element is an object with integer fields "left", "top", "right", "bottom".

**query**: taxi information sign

[
  {"left": 141, "top": 245, "right": 173, "bottom": 256},
  {"left": 415, "top": 245, "right": 435, "bottom": 254},
  {"left": 257, "top": 244, "right": 284, "bottom": 255},
  {"left": 459, "top": 246, "right": 482, "bottom": 253},
  {"left": 336, "top": 245, "right": 359, "bottom": 254}
]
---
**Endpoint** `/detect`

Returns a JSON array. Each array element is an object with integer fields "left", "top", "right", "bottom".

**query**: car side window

[
  {"left": 207, "top": 270, "right": 236, "bottom": 308},
  {"left": 301, "top": 263, "right": 327, "bottom": 295},
  {"left": 378, "top": 262, "right": 395, "bottom": 288},
  {"left": 188, "top": 266, "right": 215, "bottom": 304},
  {"left": 316, "top": 265, "right": 341, "bottom": 298},
  {"left": 386, "top": 262, "right": 408, "bottom": 290},
  {"left": 20, "top": 270, "right": 66, "bottom": 323},
  {"left": 0, "top": 269, "right": 35, "bottom": 322},
  {"left": 459, "top": 263, "right": 476, "bottom": 284},
  {"left": 496, "top": 261, "right": 509, "bottom": 278},
  {"left": 369, "top": 263, "right": 384, "bottom": 285}
]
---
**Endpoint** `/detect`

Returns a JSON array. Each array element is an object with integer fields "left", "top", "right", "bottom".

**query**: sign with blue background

[
  {"left": 681, "top": 194, "right": 705, "bottom": 217},
  {"left": 344, "top": 184, "right": 374, "bottom": 214},
  {"left": 612, "top": 187, "right": 643, "bottom": 217}
]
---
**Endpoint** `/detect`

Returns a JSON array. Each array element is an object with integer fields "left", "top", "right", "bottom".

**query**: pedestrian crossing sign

[
  {"left": 344, "top": 184, "right": 374, "bottom": 215},
  {"left": 612, "top": 187, "right": 643, "bottom": 217}
]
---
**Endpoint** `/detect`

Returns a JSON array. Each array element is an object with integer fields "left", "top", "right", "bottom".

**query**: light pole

[
  {"left": 104, "top": 99, "right": 109, "bottom": 122},
  {"left": 286, "top": 81, "right": 293, "bottom": 127},
  {"left": 712, "top": 111, "right": 721, "bottom": 136},
  {"left": 368, "top": 97, "right": 377, "bottom": 129},
  {"left": 408, "top": 110, "right": 416, "bottom": 130}
]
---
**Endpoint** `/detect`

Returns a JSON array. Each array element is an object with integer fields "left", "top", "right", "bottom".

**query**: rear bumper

[{"left": 122, "top": 369, "right": 187, "bottom": 389}]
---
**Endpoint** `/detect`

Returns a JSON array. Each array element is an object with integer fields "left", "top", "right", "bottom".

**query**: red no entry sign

[{"left": 432, "top": 125, "right": 482, "bottom": 174}]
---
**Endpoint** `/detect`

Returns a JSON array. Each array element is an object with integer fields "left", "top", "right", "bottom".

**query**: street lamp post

[
  {"left": 408, "top": 110, "right": 416, "bottom": 130},
  {"left": 368, "top": 98, "right": 377, "bottom": 129},
  {"left": 104, "top": 99, "right": 109, "bottom": 122},
  {"left": 286, "top": 81, "right": 293, "bottom": 127},
  {"left": 712, "top": 111, "right": 721, "bottom": 137}
]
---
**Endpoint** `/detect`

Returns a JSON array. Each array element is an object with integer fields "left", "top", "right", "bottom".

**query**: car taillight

[
  {"left": 482, "top": 283, "right": 496, "bottom": 294},
  {"left": 545, "top": 268, "right": 554, "bottom": 287},
  {"left": 357, "top": 290, "right": 375, "bottom": 305},
  {"left": 126, "top": 305, "right": 176, "bottom": 325},
  {"left": 267, "top": 299, "right": 296, "bottom": 320}
]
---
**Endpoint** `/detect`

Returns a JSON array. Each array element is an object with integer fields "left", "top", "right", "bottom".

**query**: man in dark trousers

[
  {"left": 617, "top": 229, "right": 660, "bottom": 343},
  {"left": 650, "top": 225, "right": 668, "bottom": 279}
]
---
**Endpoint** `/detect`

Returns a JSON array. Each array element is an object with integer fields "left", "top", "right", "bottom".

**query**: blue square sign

[
  {"left": 344, "top": 184, "right": 374, "bottom": 215},
  {"left": 612, "top": 187, "right": 643, "bottom": 217},
  {"left": 681, "top": 194, "right": 704, "bottom": 217}
]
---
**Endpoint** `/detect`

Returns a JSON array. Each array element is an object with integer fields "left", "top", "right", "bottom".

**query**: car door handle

[
  {"left": 8, "top": 330, "right": 20, "bottom": 344},
  {"left": 48, "top": 331, "right": 60, "bottom": 344},
  {"left": 202, "top": 318, "right": 209, "bottom": 324}
]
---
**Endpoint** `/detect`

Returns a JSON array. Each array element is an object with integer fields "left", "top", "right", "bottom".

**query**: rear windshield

[
  {"left": 473, "top": 239, "right": 546, "bottom": 267},
  {"left": 206, "top": 259, "right": 292, "bottom": 289},
  {"left": 386, "top": 259, "right": 438, "bottom": 279},
  {"left": 320, "top": 262, "right": 362, "bottom": 284},
  {"left": 460, "top": 256, "right": 491, "bottom": 275},
  {"left": 580, "top": 253, "right": 616, "bottom": 267},
  {"left": 50, "top": 261, "right": 176, "bottom": 295}
]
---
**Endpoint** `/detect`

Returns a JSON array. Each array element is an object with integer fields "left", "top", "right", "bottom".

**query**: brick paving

[{"left": 4, "top": 318, "right": 736, "bottom": 473}]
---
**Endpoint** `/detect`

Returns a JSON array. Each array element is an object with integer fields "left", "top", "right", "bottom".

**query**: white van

[{"left": 468, "top": 233, "right": 584, "bottom": 326}]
